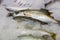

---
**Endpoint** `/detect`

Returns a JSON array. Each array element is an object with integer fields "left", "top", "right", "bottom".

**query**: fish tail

[
  {"left": 52, "top": 18, "right": 60, "bottom": 25},
  {"left": 57, "top": 21, "right": 60, "bottom": 25},
  {"left": 55, "top": 19, "right": 60, "bottom": 25},
  {"left": 51, "top": 33, "right": 56, "bottom": 40}
]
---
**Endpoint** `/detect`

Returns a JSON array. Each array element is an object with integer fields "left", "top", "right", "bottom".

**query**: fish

[
  {"left": 13, "top": 10, "right": 60, "bottom": 25},
  {"left": 17, "top": 29, "right": 56, "bottom": 40},
  {"left": 5, "top": 6, "right": 53, "bottom": 16},
  {"left": 5, "top": 6, "right": 53, "bottom": 17},
  {"left": 5, "top": 6, "right": 60, "bottom": 24},
  {"left": 5, "top": 6, "right": 42, "bottom": 16}
]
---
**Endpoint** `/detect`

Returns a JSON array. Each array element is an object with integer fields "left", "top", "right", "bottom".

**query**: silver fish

[
  {"left": 5, "top": 6, "right": 60, "bottom": 24},
  {"left": 5, "top": 6, "right": 42, "bottom": 17},
  {"left": 13, "top": 10, "right": 60, "bottom": 24},
  {"left": 17, "top": 29, "right": 56, "bottom": 40}
]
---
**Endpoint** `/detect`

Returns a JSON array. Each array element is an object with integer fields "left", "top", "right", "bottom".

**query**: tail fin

[
  {"left": 51, "top": 33, "right": 56, "bottom": 40},
  {"left": 57, "top": 21, "right": 60, "bottom": 25},
  {"left": 55, "top": 19, "right": 60, "bottom": 25},
  {"left": 52, "top": 18, "right": 60, "bottom": 25}
]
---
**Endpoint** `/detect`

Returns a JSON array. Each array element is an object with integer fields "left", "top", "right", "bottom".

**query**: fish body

[
  {"left": 17, "top": 30, "right": 56, "bottom": 40},
  {"left": 14, "top": 11, "right": 59, "bottom": 24},
  {"left": 5, "top": 6, "right": 59, "bottom": 24},
  {"left": 5, "top": 6, "right": 41, "bottom": 15},
  {"left": 5, "top": 6, "right": 52, "bottom": 16}
]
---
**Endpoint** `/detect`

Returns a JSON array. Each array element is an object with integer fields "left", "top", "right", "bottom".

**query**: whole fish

[
  {"left": 5, "top": 6, "right": 52, "bottom": 17},
  {"left": 5, "top": 6, "right": 53, "bottom": 16},
  {"left": 13, "top": 10, "right": 60, "bottom": 24},
  {"left": 5, "top": 6, "right": 53, "bottom": 17},
  {"left": 5, "top": 6, "right": 42, "bottom": 16},
  {"left": 5, "top": 6, "right": 60, "bottom": 24},
  {"left": 17, "top": 29, "right": 56, "bottom": 40}
]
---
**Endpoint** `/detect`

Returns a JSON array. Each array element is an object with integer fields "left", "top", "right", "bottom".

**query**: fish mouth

[{"left": 12, "top": 10, "right": 53, "bottom": 24}]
